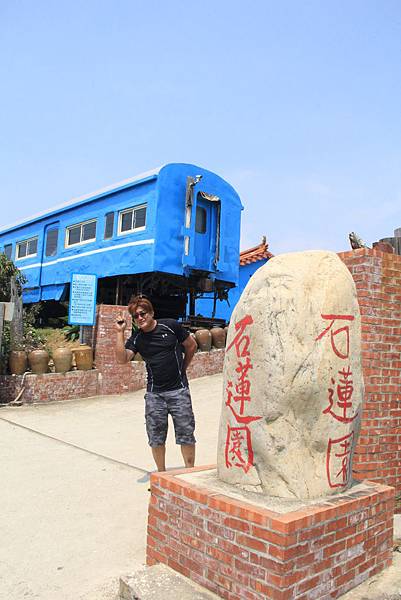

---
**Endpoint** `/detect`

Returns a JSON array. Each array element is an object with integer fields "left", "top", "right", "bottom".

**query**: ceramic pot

[
  {"left": 9, "top": 350, "right": 28, "bottom": 375},
  {"left": 190, "top": 332, "right": 198, "bottom": 349},
  {"left": 195, "top": 328, "right": 212, "bottom": 352},
  {"left": 224, "top": 326, "right": 229, "bottom": 345},
  {"left": 210, "top": 327, "right": 226, "bottom": 349},
  {"left": 53, "top": 347, "right": 73, "bottom": 373},
  {"left": 28, "top": 349, "right": 49, "bottom": 374},
  {"left": 73, "top": 345, "right": 93, "bottom": 370}
]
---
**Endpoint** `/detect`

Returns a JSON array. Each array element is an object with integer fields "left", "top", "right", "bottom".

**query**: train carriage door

[
  {"left": 39, "top": 221, "right": 62, "bottom": 296},
  {"left": 194, "top": 192, "right": 219, "bottom": 272}
]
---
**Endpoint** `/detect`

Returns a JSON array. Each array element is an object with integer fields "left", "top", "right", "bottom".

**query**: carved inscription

[
  {"left": 316, "top": 314, "right": 358, "bottom": 488},
  {"left": 224, "top": 315, "right": 261, "bottom": 473}
]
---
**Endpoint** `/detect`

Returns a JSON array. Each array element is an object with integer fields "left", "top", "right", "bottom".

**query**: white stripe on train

[{"left": 20, "top": 239, "right": 155, "bottom": 270}]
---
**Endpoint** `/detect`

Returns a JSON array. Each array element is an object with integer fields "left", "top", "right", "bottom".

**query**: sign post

[{"left": 68, "top": 273, "right": 98, "bottom": 327}]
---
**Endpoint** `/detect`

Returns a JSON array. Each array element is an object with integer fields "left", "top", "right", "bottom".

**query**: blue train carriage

[{"left": 0, "top": 163, "right": 243, "bottom": 320}]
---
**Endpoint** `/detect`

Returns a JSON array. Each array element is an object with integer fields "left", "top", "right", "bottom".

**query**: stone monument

[
  {"left": 146, "top": 249, "right": 394, "bottom": 600},
  {"left": 217, "top": 250, "right": 363, "bottom": 499}
]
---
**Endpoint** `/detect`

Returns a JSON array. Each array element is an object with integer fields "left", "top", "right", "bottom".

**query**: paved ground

[{"left": 0, "top": 372, "right": 400, "bottom": 600}]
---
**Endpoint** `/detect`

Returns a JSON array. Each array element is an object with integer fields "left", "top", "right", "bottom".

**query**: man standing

[{"left": 115, "top": 296, "right": 197, "bottom": 472}]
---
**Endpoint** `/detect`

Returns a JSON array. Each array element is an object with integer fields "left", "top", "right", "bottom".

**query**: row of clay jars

[
  {"left": 51, "top": 345, "right": 94, "bottom": 372},
  {"left": 8, "top": 345, "right": 93, "bottom": 375},
  {"left": 194, "top": 327, "right": 228, "bottom": 351}
]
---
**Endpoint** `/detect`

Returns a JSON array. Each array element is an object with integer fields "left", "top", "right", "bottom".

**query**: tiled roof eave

[{"left": 239, "top": 244, "right": 274, "bottom": 266}]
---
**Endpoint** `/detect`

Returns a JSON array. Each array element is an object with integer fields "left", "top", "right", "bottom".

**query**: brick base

[{"left": 147, "top": 466, "right": 394, "bottom": 600}]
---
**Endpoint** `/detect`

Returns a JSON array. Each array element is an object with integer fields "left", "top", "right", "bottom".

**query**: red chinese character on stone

[
  {"left": 229, "top": 356, "right": 253, "bottom": 415},
  {"left": 226, "top": 315, "right": 254, "bottom": 357},
  {"left": 326, "top": 431, "right": 354, "bottom": 488},
  {"left": 323, "top": 366, "right": 357, "bottom": 423},
  {"left": 234, "top": 379, "right": 251, "bottom": 414},
  {"left": 225, "top": 381, "right": 262, "bottom": 424},
  {"left": 225, "top": 424, "right": 254, "bottom": 473},
  {"left": 236, "top": 356, "right": 253, "bottom": 381},
  {"left": 315, "top": 314, "right": 355, "bottom": 359}
]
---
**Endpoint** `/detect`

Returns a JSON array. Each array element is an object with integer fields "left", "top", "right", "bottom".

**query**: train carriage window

[
  {"left": 121, "top": 211, "right": 132, "bottom": 232},
  {"left": 68, "top": 225, "right": 81, "bottom": 245},
  {"left": 82, "top": 220, "right": 96, "bottom": 241},
  {"left": 118, "top": 204, "right": 147, "bottom": 235},
  {"left": 45, "top": 228, "right": 59, "bottom": 257},
  {"left": 104, "top": 212, "right": 114, "bottom": 239},
  {"left": 66, "top": 219, "right": 97, "bottom": 247},
  {"left": 16, "top": 236, "right": 38, "bottom": 259},
  {"left": 4, "top": 244, "right": 12, "bottom": 260},
  {"left": 195, "top": 206, "right": 207, "bottom": 234},
  {"left": 134, "top": 206, "right": 146, "bottom": 228}
]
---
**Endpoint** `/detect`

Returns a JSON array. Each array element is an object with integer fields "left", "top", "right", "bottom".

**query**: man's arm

[
  {"left": 115, "top": 318, "right": 135, "bottom": 364},
  {"left": 181, "top": 334, "right": 197, "bottom": 373}
]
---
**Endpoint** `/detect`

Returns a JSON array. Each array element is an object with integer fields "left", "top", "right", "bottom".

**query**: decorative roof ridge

[{"left": 240, "top": 236, "right": 274, "bottom": 265}]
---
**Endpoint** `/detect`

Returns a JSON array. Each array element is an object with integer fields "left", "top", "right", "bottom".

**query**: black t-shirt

[{"left": 125, "top": 318, "right": 190, "bottom": 392}]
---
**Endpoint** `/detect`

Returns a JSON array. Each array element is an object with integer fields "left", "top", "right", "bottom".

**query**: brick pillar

[
  {"left": 93, "top": 304, "right": 146, "bottom": 395},
  {"left": 338, "top": 248, "right": 401, "bottom": 511},
  {"left": 93, "top": 304, "right": 133, "bottom": 372}
]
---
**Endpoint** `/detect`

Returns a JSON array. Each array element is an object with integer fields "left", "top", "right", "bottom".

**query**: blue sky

[{"left": 1, "top": 1, "right": 400, "bottom": 254}]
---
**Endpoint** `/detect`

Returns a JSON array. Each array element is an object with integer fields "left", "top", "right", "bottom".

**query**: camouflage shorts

[{"left": 144, "top": 387, "right": 196, "bottom": 447}]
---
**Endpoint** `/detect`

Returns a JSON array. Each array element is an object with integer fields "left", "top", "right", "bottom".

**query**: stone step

[{"left": 119, "top": 564, "right": 220, "bottom": 600}]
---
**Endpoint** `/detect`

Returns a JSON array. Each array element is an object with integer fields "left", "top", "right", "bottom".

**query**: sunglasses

[{"left": 133, "top": 310, "right": 148, "bottom": 319}]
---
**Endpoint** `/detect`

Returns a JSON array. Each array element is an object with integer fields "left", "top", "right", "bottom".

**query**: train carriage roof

[{"left": 0, "top": 165, "right": 163, "bottom": 235}]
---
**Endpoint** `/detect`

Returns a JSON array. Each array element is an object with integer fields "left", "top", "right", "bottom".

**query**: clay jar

[
  {"left": 195, "top": 328, "right": 212, "bottom": 352},
  {"left": 28, "top": 349, "right": 49, "bottom": 374},
  {"left": 53, "top": 347, "right": 73, "bottom": 373},
  {"left": 74, "top": 345, "right": 93, "bottom": 370},
  {"left": 9, "top": 350, "right": 28, "bottom": 375},
  {"left": 210, "top": 327, "right": 226, "bottom": 349},
  {"left": 190, "top": 332, "right": 198, "bottom": 349}
]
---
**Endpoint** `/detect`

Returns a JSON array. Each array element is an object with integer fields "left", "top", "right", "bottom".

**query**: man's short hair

[{"left": 128, "top": 295, "right": 154, "bottom": 316}]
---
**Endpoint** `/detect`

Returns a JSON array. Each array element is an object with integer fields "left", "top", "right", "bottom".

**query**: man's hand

[
  {"left": 115, "top": 314, "right": 134, "bottom": 363},
  {"left": 115, "top": 314, "right": 127, "bottom": 332}
]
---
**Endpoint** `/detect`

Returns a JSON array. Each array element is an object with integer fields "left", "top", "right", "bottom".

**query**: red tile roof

[{"left": 240, "top": 236, "right": 274, "bottom": 265}]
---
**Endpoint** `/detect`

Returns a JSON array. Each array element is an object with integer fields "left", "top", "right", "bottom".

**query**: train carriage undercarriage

[{"left": 33, "top": 272, "right": 232, "bottom": 328}]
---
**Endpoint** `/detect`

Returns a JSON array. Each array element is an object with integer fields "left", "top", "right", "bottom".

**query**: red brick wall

[
  {"left": 0, "top": 370, "right": 99, "bottom": 404},
  {"left": 0, "top": 375, "right": 20, "bottom": 403},
  {"left": 147, "top": 467, "right": 394, "bottom": 600},
  {"left": 338, "top": 249, "right": 401, "bottom": 510}
]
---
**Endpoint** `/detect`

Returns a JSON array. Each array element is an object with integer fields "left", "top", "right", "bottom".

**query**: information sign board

[{"left": 68, "top": 273, "right": 98, "bottom": 326}]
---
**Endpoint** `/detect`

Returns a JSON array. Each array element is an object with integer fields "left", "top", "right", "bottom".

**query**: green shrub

[{"left": 0, "top": 253, "right": 26, "bottom": 301}]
